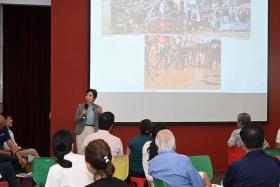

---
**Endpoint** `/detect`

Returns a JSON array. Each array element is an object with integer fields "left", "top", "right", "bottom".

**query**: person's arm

[
  {"left": 227, "top": 130, "right": 237, "bottom": 147},
  {"left": 96, "top": 105, "right": 103, "bottom": 114},
  {"left": 126, "top": 147, "right": 131, "bottom": 155},
  {"left": 0, "top": 149, "right": 12, "bottom": 156},
  {"left": 276, "top": 129, "right": 280, "bottom": 149},
  {"left": 7, "top": 139, "right": 26, "bottom": 165},
  {"left": 75, "top": 104, "right": 86, "bottom": 123},
  {"left": 187, "top": 163, "right": 206, "bottom": 187},
  {"left": 198, "top": 172, "right": 211, "bottom": 187},
  {"left": 263, "top": 139, "right": 270, "bottom": 150},
  {"left": 119, "top": 139, "right": 124, "bottom": 155}
]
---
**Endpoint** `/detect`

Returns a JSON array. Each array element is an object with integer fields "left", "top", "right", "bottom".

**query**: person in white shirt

[
  {"left": 227, "top": 113, "right": 269, "bottom": 149},
  {"left": 45, "top": 129, "right": 93, "bottom": 187},
  {"left": 276, "top": 129, "right": 280, "bottom": 149},
  {"left": 142, "top": 122, "right": 167, "bottom": 182},
  {"left": 82, "top": 112, "right": 123, "bottom": 156}
]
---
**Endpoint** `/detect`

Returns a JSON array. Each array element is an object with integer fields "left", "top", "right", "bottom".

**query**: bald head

[{"left": 155, "top": 129, "right": 176, "bottom": 153}]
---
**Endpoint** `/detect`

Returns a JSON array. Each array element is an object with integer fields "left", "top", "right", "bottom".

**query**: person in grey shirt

[
  {"left": 227, "top": 113, "right": 269, "bottom": 149},
  {"left": 75, "top": 89, "right": 102, "bottom": 154}
]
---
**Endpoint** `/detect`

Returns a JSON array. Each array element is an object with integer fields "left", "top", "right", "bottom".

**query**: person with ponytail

[
  {"left": 142, "top": 122, "right": 167, "bottom": 182},
  {"left": 85, "top": 139, "right": 128, "bottom": 187},
  {"left": 45, "top": 129, "right": 93, "bottom": 187}
]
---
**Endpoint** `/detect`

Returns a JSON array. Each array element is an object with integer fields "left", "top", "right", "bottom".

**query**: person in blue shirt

[
  {"left": 149, "top": 129, "right": 205, "bottom": 187},
  {"left": 127, "top": 119, "right": 152, "bottom": 178},
  {"left": 223, "top": 125, "right": 280, "bottom": 187}
]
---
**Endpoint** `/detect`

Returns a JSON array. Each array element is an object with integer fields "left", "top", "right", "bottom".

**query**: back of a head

[
  {"left": 155, "top": 129, "right": 176, "bottom": 153},
  {"left": 151, "top": 122, "right": 167, "bottom": 138},
  {"left": 53, "top": 129, "right": 73, "bottom": 168},
  {"left": 148, "top": 122, "right": 167, "bottom": 161},
  {"left": 139, "top": 119, "right": 152, "bottom": 135},
  {"left": 237, "top": 113, "right": 251, "bottom": 126},
  {"left": 240, "top": 125, "right": 264, "bottom": 149},
  {"left": 85, "top": 139, "right": 115, "bottom": 178},
  {"left": 0, "top": 112, "right": 7, "bottom": 119},
  {"left": 99, "top": 112, "right": 115, "bottom": 130}
]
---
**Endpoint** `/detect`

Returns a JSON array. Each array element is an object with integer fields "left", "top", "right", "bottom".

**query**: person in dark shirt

[
  {"left": 127, "top": 119, "right": 152, "bottom": 178},
  {"left": 223, "top": 125, "right": 280, "bottom": 187},
  {"left": 0, "top": 113, "right": 26, "bottom": 173},
  {"left": 84, "top": 139, "right": 128, "bottom": 187}
]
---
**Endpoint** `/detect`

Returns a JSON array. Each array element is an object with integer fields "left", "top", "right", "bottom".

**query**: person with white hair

[{"left": 148, "top": 129, "right": 205, "bottom": 187}]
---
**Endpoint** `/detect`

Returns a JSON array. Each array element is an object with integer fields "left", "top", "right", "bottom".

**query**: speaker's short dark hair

[
  {"left": 240, "top": 125, "right": 264, "bottom": 149},
  {"left": 237, "top": 113, "right": 251, "bottom": 126},
  {"left": 85, "top": 89, "right": 97, "bottom": 98},
  {"left": 99, "top": 112, "right": 114, "bottom": 130}
]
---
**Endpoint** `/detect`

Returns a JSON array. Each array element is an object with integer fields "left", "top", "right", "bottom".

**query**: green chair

[
  {"left": 264, "top": 149, "right": 280, "bottom": 156},
  {"left": 189, "top": 155, "right": 213, "bottom": 180},
  {"left": 153, "top": 179, "right": 168, "bottom": 187},
  {"left": 32, "top": 157, "right": 56, "bottom": 187}
]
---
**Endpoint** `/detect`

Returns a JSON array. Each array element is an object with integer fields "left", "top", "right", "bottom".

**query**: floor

[{"left": 211, "top": 172, "right": 225, "bottom": 185}]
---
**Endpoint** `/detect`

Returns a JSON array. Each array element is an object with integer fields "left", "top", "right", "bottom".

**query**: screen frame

[{"left": 88, "top": 0, "right": 270, "bottom": 125}]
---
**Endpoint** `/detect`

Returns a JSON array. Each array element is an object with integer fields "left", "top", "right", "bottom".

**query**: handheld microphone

[{"left": 82, "top": 104, "right": 88, "bottom": 119}]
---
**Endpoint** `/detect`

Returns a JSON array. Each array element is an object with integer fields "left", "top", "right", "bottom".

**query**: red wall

[{"left": 51, "top": 0, "right": 280, "bottom": 171}]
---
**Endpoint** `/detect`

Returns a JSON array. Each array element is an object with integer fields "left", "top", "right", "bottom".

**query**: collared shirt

[
  {"left": 86, "top": 104, "right": 94, "bottom": 126},
  {"left": 45, "top": 152, "right": 93, "bottom": 187},
  {"left": 223, "top": 150, "right": 280, "bottom": 187},
  {"left": 149, "top": 151, "right": 205, "bottom": 187},
  {"left": 128, "top": 134, "right": 152, "bottom": 174},
  {"left": 82, "top": 130, "right": 123, "bottom": 156},
  {"left": 228, "top": 128, "right": 270, "bottom": 149}
]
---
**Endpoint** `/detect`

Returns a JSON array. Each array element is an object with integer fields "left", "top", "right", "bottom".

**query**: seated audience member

[
  {"left": 227, "top": 113, "right": 269, "bottom": 149},
  {"left": 149, "top": 129, "right": 205, "bottom": 187},
  {"left": 45, "top": 129, "right": 93, "bottom": 187},
  {"left": 82, "top": 112, "right": 123, "bottom": 156},
  {"left": 0, "top": 113, "right": 26, "bottom": 170},
  {"left": 84, "top": 139, "right": 128, "bottom": 187},
  {"left": 223, "top": 125, "right": 280, "bottom": 187},
  {"left": 0, "top": 162, "right": 18, "bottom": 187},
  {"left": 142, "top": 122, "right": 166, "bottom": 181},
  {"left": 3, "top": 114, "right": 39, "bottom": 160},
  {"left": 275, "top": 129, "right": 280, "bottom": 149},
  {"left": 127, "top": 119, "right": 152, "bottom": 178}
]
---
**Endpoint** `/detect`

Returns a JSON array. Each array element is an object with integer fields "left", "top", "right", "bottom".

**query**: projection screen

[{"left": 90, "top": 0, "right": 268, "bottom": 123}]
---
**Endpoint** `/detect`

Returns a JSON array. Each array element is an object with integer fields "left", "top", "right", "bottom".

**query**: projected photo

[
  {"left": 145, "top": 35, "right": 221, "bottom": 90},
  {"left": 103, "top": 0, "right": 251, "bottom": 37}
]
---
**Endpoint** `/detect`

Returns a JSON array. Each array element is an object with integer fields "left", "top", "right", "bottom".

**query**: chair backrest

[
  {"left": 189, "top": 155, "right": 213, "bottom": 180},
  {"left": 112, "top": 155, "right": 129, "bottom": 181},
  {"left": 227, "top": 147, "right": 245, "bottom": 165},
  {"left": 32, "top": 157, "right": 56, "bottom": 187},
  {"left": 153, "top": 179, "right": 167, "bottom": 187},
  {"left": 265, "top": 149, "right": 280, "bottom": 157}
]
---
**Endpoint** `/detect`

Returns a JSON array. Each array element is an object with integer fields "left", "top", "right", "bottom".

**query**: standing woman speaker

[{"left": 75, "top": 89, "right": 103, "bottom": 154}]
